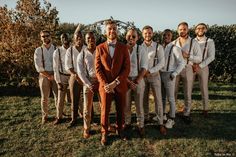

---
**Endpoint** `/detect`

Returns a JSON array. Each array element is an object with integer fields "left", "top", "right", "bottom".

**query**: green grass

[{"left": 0, "top": 82, "right": 236, "bottom": 157}]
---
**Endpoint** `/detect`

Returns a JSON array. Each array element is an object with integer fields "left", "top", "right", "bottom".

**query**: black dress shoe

[
  {"left": 67, "top": 120, "right": 77, "bottom": 128},
  {"left": 138, "top": 127, "right": 145, "bottom": 138},
  {"left": 54, "top": 118, "right": 63, "bottom": 125},
  {"left": 117, "top": 130, "right": 127, "bottom": 141},
  {"left": 202, "top": 110, "right": 209, "bottom": 118},
  {"left": 183, "top": 116, "right": 192, "bottom": 124}
]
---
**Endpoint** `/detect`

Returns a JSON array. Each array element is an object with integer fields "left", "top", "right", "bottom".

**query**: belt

[{"left": 59, "top": 72, "right": 70, "bottom": 76}]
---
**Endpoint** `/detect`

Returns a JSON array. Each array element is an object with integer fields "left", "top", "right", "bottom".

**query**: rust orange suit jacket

[{"left": 95, "top": 42, "right": 130, "bottom": 93}]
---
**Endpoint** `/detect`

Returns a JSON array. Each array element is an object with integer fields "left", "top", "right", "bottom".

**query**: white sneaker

[
  {"left": 152, "top": 115, "right": 159, "bottom": 122},
  {"left": 165, "top": 119, "right": 175, "bottom": 129},
  {"left": 163, "top": 114, "right": 167, "bottom": 121}
]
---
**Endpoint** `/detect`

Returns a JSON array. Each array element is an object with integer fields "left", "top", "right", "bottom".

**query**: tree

[{"left": 0, "top": 0, "right": 59, "bottom": 86}]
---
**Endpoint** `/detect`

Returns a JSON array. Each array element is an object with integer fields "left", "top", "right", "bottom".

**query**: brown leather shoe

[
  {"left": 138, "top": 127, "right": 145, "bottom": 138},
  {"left": 101, "top": 134, "right": 107, "bottom": 146},
  {"left": 159, "top": 125, "right": 167, "bottom": 135},
  {"left": 83, "top": 130, "right": 90, "bottom": 139},
  {"left": 54, "top": 118, "right": 63, "bottom": 125}
]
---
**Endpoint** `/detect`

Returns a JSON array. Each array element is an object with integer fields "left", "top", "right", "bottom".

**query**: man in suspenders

[
  {"left": 34, "top": 30, "right": 58, "bottom": 124},
  {"left": 65, "top": 31, "right": 86, "bottom": 127},
  {"left": 160, "top": 29, "right": 185, "bottom": 129},
  {"left": 193, "top": 23, "right": 215, "bottom": 117},
  {"left": 124, "top": 28, "right": 148, "bottom": 137},
  {"left": 53, "top": 33, "right": 71, "bottom": 124},
  {"left": 77, "top": 32, "right": 99, "bottom": 139},
  {"left": 142, "top": 25, "right": 166, "bottom": 135},
  {"left": 174, "top": 22, "right": 202, "bottom": 124}
]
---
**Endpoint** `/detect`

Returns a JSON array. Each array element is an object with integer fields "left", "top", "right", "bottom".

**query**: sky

[{"left": 1, "top": 0, "right": 236, "bottom": 31}]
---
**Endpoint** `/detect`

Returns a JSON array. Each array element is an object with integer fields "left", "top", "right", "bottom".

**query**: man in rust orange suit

[{"left": 95, "top": 20, "right": 130, "bottom": 145}]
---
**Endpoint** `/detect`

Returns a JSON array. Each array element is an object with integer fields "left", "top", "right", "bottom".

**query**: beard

[
  {"left": 179, "top": 32, "right": 188, "bottom": 38},
  {"left": 44, "top": 39, "right": 51, "bottom": 45},
  {"left": 197, "top": 32, "right": 205, "bottom": 37}
]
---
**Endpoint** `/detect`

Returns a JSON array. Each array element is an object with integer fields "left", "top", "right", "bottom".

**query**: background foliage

[{"left": 0, "top": 0, "right": 235, "bottom": 88}]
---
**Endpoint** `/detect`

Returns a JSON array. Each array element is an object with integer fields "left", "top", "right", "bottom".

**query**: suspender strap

[
  {"left": 202, "top": 38, "right": 209, "bottom": 61},
  {"left": 40, "top": 47, "right": 45, "bottom": 69},
  {"left": 136, "top": 45, "right": 139, "bottom": 72},
  {"left": 187, "top": 38, "right": 194, "bottom": 64},
  {"left": 82, "top": 50, "right": 90, "bottom": 79},
  {"left": 153, "top": 43, "right": 159, "bottom": 67},
  {"left": 58, "top": 48, "right": 64, "bottom": 73},
  {"left": 70, "top": 47, "right": 74, "bottom": 69},
  {"left": 166, "top": 45, "right": 174, "bottom": 71}
]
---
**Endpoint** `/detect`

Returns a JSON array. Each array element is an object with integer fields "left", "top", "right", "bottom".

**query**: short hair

[
  {"left": 127, "top": 27, "right": 137, "bottom": 33},
  {"left": 74, "top": 30, "right": 83, "bottom": 37},
  {"left": 163, "top": 29, "right": 172, "bottom": 34},
  {"left": 40, "top": 30, "right": 50, "bottom": 35},
  {"left": 142, "top": 25, "right": 153, "bottom": 32},
  {"left": 178, "top": 22, "right": 188, "bottom": 28},
  {"left": 195, "top": 23, "right": 208, "bottom": 29},
  {"left": 105, "top": 19, "right": 117, "bottom": 26},
  {"left": 60, "top": 33, "right": 69, "bottom": 38}
]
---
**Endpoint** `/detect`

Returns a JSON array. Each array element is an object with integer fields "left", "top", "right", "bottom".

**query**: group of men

[{"left": 34, "top": 20, "right": 215, "bottom": 145}]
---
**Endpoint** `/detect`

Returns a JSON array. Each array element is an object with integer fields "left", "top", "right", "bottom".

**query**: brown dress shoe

[
  {"left": 101, "top": 134, "right": 107, "bottom": 146},
  {"left": 54, "top": 118, "right": 63, "bottom": 125},
  {"left": 83, "top": 130, "right": 90, "bottom": 139},
  {"left": 159, "top": 125, "right": 167, "bottom": 135}
]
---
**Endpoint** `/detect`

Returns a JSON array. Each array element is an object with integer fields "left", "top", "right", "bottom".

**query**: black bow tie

[{"left": 108, "top": 43, "right": 116, "bottom": 48}]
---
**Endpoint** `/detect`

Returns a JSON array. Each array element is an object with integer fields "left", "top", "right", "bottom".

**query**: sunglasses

[
  {"left": 41, "top": 35, "right": 50, "bottom": 38},
  {"left": 127, "top": 35, "right": 136, "bottom": 39}
]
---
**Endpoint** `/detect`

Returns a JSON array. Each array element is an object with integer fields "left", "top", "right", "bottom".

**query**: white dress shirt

[
  {"left": 107, "top": 41, "right": 117, "bottom": 58},
  {"left": 141, "top": 41, "right": 165, "bottom": 74},
  {"left": 173, "top": 37, "right": 202, "bottom": 65},
  {"left": 129, "top": 44, "right": 148, "bottom": 77},
  {"left": 34, "top": 44, "right": 55, "bottom": 72},
  {"left": 77, "top": 48, "right": 96, "bottom": 87},
  {"left": 195, "top": 36, "right": 215, "bottom": 68},
  {"left": 161, "top": 43, "right": 186, "bottom": 77},
  {"left": 53, "top": 46, "right": 70, "bottom": 83},
  {"left": 65, "top": 45, "right": 86, "bottom": 73}
]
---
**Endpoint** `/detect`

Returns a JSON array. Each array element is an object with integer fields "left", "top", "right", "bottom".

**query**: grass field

[{"left": 0, "top": 82, "right": 235, "bottom": 157}]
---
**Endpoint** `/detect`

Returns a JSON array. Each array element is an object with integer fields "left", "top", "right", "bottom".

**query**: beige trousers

[
  {"left": 161, "top": 72, "right": 176, "bottom": 118},
  {"left": 69, "top": 75, "right": 83, "bottom": 121},
  {"left": 125, "top": 78, "right": 145, "bottom": 128},
  {"left": 193, "top": 66, "right": 209, "bottom": 110},
  {"left": 143, "top": 73, "right": 163, "bottom": 125},
  {"left": 175, "top": 64, "right": 194, "bottom": 116},
  {"left": 56, "top": 74, "right": 70, "bottom": 119},
  {"left": 38, "top": 73, "right": 58, "bottom": 119},
  {"left": 83, "top": 79, "right": 99, "bottom": 131}
]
